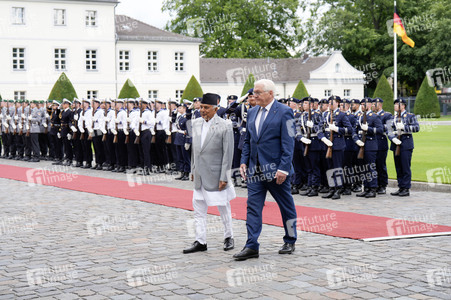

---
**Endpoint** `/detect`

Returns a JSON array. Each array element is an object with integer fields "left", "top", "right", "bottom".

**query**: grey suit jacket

[{"left": 191, "top": 114, "right": 234, "bottom": 191}]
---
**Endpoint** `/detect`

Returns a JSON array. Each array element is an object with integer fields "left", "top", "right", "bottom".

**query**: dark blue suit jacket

[{"left": 241, "top": 100, "right": 294, "bottom": 178}]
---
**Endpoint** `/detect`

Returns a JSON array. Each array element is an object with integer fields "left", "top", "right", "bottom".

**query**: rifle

[
  {"left": 303, "top": 101, "right": 312, "bottom": 157},
  {"left": 19, "top": 102, "right": 25, "bottom": 136},
  {"left": 151, "top": 103, "right": 157, "bottom": 143},
  {"left": 80, "top": 105, "right": 86, "bottom": 140},
  {"left": 125, "top": 103, "right": 130, "bottom": 144},
  {"left": 88, "top": 100, "right": 94, "bottom": 141},
  {"left": 13, "top": 103, "right": 18, "bottom": 135},
  {"left": 44, "top": 102, "right": 50, "bottom": 134},
  {"left": 134, "top": 100, "right": 143, "bottom": 144},
  {"left": 395, "top": 102, "right": 401, "bottom": 156},
  {"left": 113, "top": 100, "right": 118, "bottom": 143},
  {"left": 26, "top": 106, "right": 31, "bottom": 137},
  {"left": 102, "top": 100, "right": 108, "bottom": 142},
  {"left": 166, "top": 102, "right": 172, "bottom": 144},
  {"left": 325, "top": 100, "right": 334, "bottom": 159},
  {"left": 72, "top": 106, "right": 78, "bottom": 140},
  {"left": 357, "top": 104, "right": 368, "bottom": 160},
  {"left": 5, "top": 103, "right": 10, "bottom": 135}
]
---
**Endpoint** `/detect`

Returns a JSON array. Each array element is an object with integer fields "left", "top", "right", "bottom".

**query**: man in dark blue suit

[
  {"left": 389, "top": 99, "right": 420, "bottom": 197},
  {"left": 234, "top": 79, "right": 297, "bottom": 261}
]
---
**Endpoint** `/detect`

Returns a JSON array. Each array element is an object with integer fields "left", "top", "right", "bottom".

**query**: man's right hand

[{"left": 240, "top": 164, "right": 247, "bottom": 181}]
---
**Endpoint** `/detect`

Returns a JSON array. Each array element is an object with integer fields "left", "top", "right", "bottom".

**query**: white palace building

[{"left": 0, "top": 0, "right": 365, "bottom": 102}]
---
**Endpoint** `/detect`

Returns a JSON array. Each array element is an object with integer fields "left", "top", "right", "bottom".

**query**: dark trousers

[
  {"left": 181, "top": 146, "right": 191, "bottom": 173},
  {"left": 126, "top": 131, "right": 139, "bottom": 168},
  {"left": 2, "top": 132, "right": 10, "bottom": 156},
  {"left": 394, "top": 149, "right": 413, "bottom": 189},
  {"left": 245, "top": 174, "right": 297, "bottom": 251},
  {"left": 73, "top": 137, "right": 83, "bottom": 163},
  {"left": 232, "top": 131, "right": 241, "bottom": 178},
  {"left": 39, "top": 133, "right": 48, "bottom": 157},
  {"left": 292, "top": 145, "right": 305, "bottom": 186},
  {"left": 140, "top": 130, "right": 152, "bottom": 170},
  {"left": 93, "top": 134, "right": 105, "bottom": 166},
  {"left": 376, "top": 150, "right": 388, "bottom": 188},
  {"left": 15, "top": 133, "right": 24, "bottom": 157},
  {"left": 49, "top": 134, "right": 63, "bottom": 160},
  {"left": 104, "top": 133, "right": 116, "bottom": 166},
  {"left": 8, "top": 133, "right": 16, "bottom": 156},
  {"left": 115, "top": 131, "right": 127, "bottom": 167},
  {"left": 81, "top": 135, "right": 93, "bottom": 164},
  {"left": 320, "top": 149, "right": 328, "bottom": 187},
  {"left": 167, "top": 132, "right": 177, "bottom": 165},
  {"left": 363, "top": 151, "right": 378, "bottom": 188},
  {"left": 62, "top": 136, "right": 73, "bottom": 161},
  {"left": 31, "top": 133, "right": 40, "bottom": 158},
  {"left": 306, "top": 151, "right": 321, "bottom": 187},
  {"left": 24, "top": 135, "right": 31, "bottom": 158},
  {"left": 326, "top": 149, "right": 344, "bottom": 188},
  {"left": 155, "top": 130, "right": 168, "bottom": 168}
]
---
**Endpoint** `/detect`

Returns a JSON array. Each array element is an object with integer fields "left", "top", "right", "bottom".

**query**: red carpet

[{"left": 2, "top": 164, "right": 451, "bottom": 241}]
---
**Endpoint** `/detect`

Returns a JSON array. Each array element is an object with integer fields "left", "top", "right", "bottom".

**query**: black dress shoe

[
  {"left": 390, "top": 189, "right": 402, "bottom": 196},
  {"left": 307, "top": 187, "right": 318, "bottom": 197},
  {"left": 22, "top": 157, "right": 30, "bottom": 161},
  {"left": 352, "top": 185, "right": 362, "bottom": 193},
  {"left": 223, "top": 237, "right": 235, "bottom": 251},
  {"left": 398, "top": 189, "right": 410, "bottom": 197},
  {"left": 183, "top": 241, "right": 207, "bottom": 254},
  {"left": 377, "top": 187, "right": 386, "bottom": 194},
  {"left": 365, "top": 189, "right": 377, "bottom": 198},
  {"left": 75, "top": 162, "right": 83, "bottom": 168},
  {"left": 299, "top": 188, "right": 311, "bottom": 196},
  {"left": 181, "top": 173, "right": 190, "bottom": 181},
  {"left": 356, "top": 190, "right": 368, "bottom": 197},
  {"left": 82, "top": 164, "right": 92, "bottom": 169},
  {"left": 322, "top": 190, "right": 334, "bottom": 198},
  {"left": 241, "top": 181, "right": 247, "bottom": 188},
  {"left": 233, "top": 247, "right": 259, "bottom": 261},
  {"left": 279, "top": 243, "right": 295, "bottom": 254},
  {"left": 341, "top": 188, "right": 352, "bottom": 195},
  {"left": 331, "top": 190, "right": 341, "bottom": 200},
  {"left": 52, "top": 161, "right": 63, "bottom": 165},
  {"left": 107, "top": 165, "right": 114, "bottom": 171},
  {"left": 291, "top": 186, "right": 299, "bottom": 195},
  {"left": 30, "top": 158, "right": 40, "bottom": 162},
  {"left": 318, "top": 186, "right": 329, "bottom": 193},
  {"left": 96, "top": 165, "right": 103, "bottom": 170}
]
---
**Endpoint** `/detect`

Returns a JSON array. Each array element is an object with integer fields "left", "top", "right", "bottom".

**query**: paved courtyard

[{"left": 0, "top": 159, "right": 450, "bottom": 299}]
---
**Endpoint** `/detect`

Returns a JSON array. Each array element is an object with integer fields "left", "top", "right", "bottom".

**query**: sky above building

[{"left": 116, "top": 0, "right": 171, "bottom": 29}]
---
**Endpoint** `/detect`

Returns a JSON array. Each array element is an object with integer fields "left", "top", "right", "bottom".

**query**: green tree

[
  {"left": 48, "top": 72, "right": 78, "bottom": 101},
  {"left": 181, "top": 75, "right": 204, "bottom": 100},
  {"left": 414, "top": 76, "right": 440, "bottom": 118},
  {"left": 118, "top": 79, "right": 140, "bottom": 99},
  {"left": 241, "top": 74, "right": 255, "bottom": 96},
  {"left": 372, "top": 74, "right": 394, "bottom": 114},
  {"left": 292, "top": 79, "right": 309, "bottom": 99},
  {"left": 163, "top": 0, "right": 301, "bottom": 58}
]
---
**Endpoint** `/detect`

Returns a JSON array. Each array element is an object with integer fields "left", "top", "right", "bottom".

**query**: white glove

[
  {"left": 18, "top": 124, "right": 23, "bottom": 130},
  {"left": 356, "top": 140, "right": 364, "bottom": 147},
  {"left": 57, "top": 133, "right": 61, "bottom": 139},
  {"left": 301, "top": 137, "right": 311, "bottom": 144},
  {"left": 74, "top": 114, "right": 78, "bottom": 121},
  {"left": 396, "top": 122, "right": 405, "bottom": 131},
  {"left": 28, "top": 115, "right": 32, "bottom": 121},
  {"left": 321, "top": 137, "right": 333, "bottom": 147},
  {"left": 111, "top": 129, "right": 118, "bottom": 135},
  {"left": 4, "top": 123, "right": 9, "bottom": 129},
  {"left": 43, "top": 123, "right": 48, "bottom": 128},
  {"left": 67, "top": 134, "right": 72, "bottom": 140},
  {"left": 126, "top": 117, "right": 131, "bottom": 123},
  {"left": 165, "top": 129, "right": 171, "bottom": 136},
  {"left": 150, "top": 129, "right": 156, "bottom": 135},
  {"left": 26, "top": 125, "right": 29, "bottom": 131},
  {"left": 124, "top": 129, "right": 129, "bottom": 135},
  {"left": 306, "top": 120, "right": 314, "bottom": 128},
  {"left": 392, "top": 137, "right": 402, "bottom": 145},
  {"left": 115, "top": 118, "right": 120, "bottom": 124},
  {"left": 88, "top": 128, "right": 94, "bottom": 134},
  {"left": 361, "top": 123, "right": 368, "bottom": 131},
  {"left": 134, "top": 129, "right": 140, "bottom": 136},
  {"left": 70, "top": 126, "right": 77, "bottom": 132},
  {"left": 184, "top": 143, "right": 191, "bottom": 150},
  {"left": 188, "top": 103, "right": 195, "bottom": 110},
  {"left": 45, "top": 113, "right": 50, "bottom": 118},
  {"left": 329, "top": 123, "right": 339, "bottom": 133},
  {"left": 101, "top": 129, "right": 107, "bottom": 135},
  {"left": 14, "top": 115, "right": 18, "bottom": 121},
  {"left": 80, "top": 128, "right": 85, "bottom": 133},
  {"left": 237, "top": 93, "right": 249, "bottom": 104},
  {"left": 139, "top": 118, "right": 144, "bottom": 123},
  {"left": 12, "top": 124, "right": 17, "bottom": 130},
  {"left": 0, "top": 115, "right": 2, "bottom": 119},
  {"left": 6, "top": 116, "right": 11, "bottom": 121}
]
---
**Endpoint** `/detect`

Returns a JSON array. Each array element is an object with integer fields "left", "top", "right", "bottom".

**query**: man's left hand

[
  {"left": 219, "top": 181, "right": 227, "bottom": 191},
  {"left": 274, "top": 171, "right": 287, "bottom": 185}
]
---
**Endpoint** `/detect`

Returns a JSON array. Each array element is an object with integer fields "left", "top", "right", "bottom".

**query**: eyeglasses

[{"left": 253, "top": 91, "right": 268, "bottom": 96}]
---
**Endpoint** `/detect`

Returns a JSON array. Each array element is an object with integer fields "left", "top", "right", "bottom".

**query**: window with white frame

[
  {"left": 14, "top": 91, "right": 26, "bottom": 100},
  {"left": 54, "top": 9, "right": 66, "bottom": 26},
  {"left": 324, "top": 89, "right": 332, "bottom": 97},
  {"left": 119, "top": 50, "right": 130, "bottom": 71},
  {"left": 174, "top": 52, "right": 184, "bottom": 71},
  {"left": 54, "top": 49, "right": 66, "bottom": 71},
  {"left": 85, "top": 10, "right": 97, "bottom": 26},
  {"left": 344, "top": 89, "right": 351, "bottom": 97},
  {"left": 148, "top": 51, "right": 158, "bottom": 72},
  {"left": 87, "top": 91, "right": 98, "bottom": 99},
  {"left": 148, "top": 90, "right": 158, "bottom": 99},
  {"left": 175, "top": 90, "right": 184, "bottom": 99},
  {"left": 335, "top": 63, "right": 341, "bottom": 73},
  {"left": 86, "top": 50, "right": 97, "bottom": 71},
  {"left": 12, "top": 48, "right": 25, "bottom": 70},
  {"left": 12, "top": 7, "right": 25, "bottom": 24}
]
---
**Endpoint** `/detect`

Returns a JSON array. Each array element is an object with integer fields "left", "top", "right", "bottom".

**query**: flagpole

[{"left": 394, "top": 0, "right": 397, "bottom": 100}]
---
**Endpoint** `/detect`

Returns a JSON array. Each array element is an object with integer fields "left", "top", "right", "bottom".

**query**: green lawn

[
  {"left": 386, "top": 125, "right": 451, "bottom": 182},
  {"left": 435, "top": 114, "right": 451, "bottom": 121}
]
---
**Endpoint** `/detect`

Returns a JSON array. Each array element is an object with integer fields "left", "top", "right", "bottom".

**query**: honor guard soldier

[
  {"left": 103, "top": 99, "right": 117, "bottom": 171},
  {"left": 321, "top": 95, "right": 352, "bottom": 200},
  {"left": 91, "top": 98, "right": 106, "bottom": 169},
  {"left": 290, "top": 97, "right": 306, "bottom": 195},
  {"left": 154, "top": 99, "right": 170, "bottom": 172},
  {"left": 7, "top": 100, "right": 16, "bottom": 159},
  {"left": 1, "top": 100, "right": 10, "bottom": 158},
  {"left": 28, "top": 100, "right": 42, "bottom": 162},
  {"left": 49, "top": 100, "right": 63, "bottom": 165},
  {"left": 353, "top": 98, "right": 383, "bottom": 198},
  {"left": 348, "top": 99, "right": 363, "bottom": 192},
  {"left": 167, "top": 99, "right": 179, "bottom": 172},
  {"left": 389, "top": 98, "right": 420, "bottom": 197},
  {"left": 60, "top": 99, "right": 74, "bottom": 166},
  {"left": 125, "top": 99, "right": 140, "bottom": 170},
  {"left": 318, "top": 99, "right": 330, "bottom": 193},
  {"left": 39, "top": 100, "right": 50, "bottom": 160},
  {"left": 137, "top": 98, "right": 155, "bottom": 175},
  {"left": 216, "top": 95, "right": 227, "bottom": 119},
  {"left": 22, "top": 100, "right": 32, "bottom": 161},
  {"left": 373, "top": 97, "right": 393, "bottom": 194},
  {"left": 192, "top": 97, "right": 202, "bottom": 119},
  {"left": 113, "top": 99, "right": 128, "bottom": 173},
  {"left": 72, "top": 98, "right": 84, "bottom": 167},
  {"left": 173, "top": 100, "right": 191, "bottom": 181},
  {"left": 79, "top": 99, "right": 93, "bottom": 168},
  {"left": 298, "top": 97, "right": 324, "bottom": 197},
  {"left": 341, "top": 98, "right": 357, "bottom": 195},
  {"left": 13, "top": 100, "right": 25, "bottom": 160},
  {"left": 224, "top": 95, "right": 242, "bottom": 186}
]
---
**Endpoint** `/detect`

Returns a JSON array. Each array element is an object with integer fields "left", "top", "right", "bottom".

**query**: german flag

[{"left": 393, "top": 7, "right": 415, "bottom": 47}]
